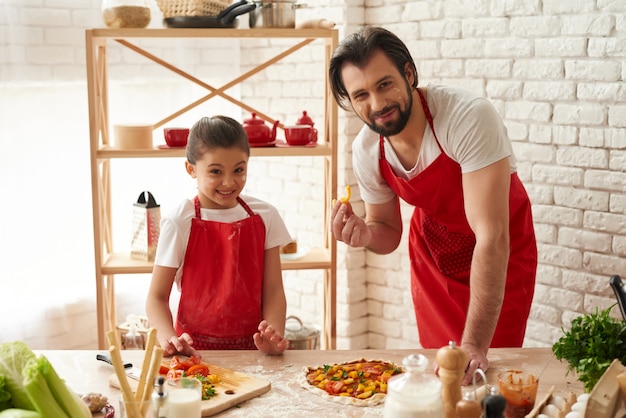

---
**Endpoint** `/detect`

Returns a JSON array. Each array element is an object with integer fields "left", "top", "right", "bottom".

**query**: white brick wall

[{"left": 0, "top": 0, "right": 624, "bottom": 352}]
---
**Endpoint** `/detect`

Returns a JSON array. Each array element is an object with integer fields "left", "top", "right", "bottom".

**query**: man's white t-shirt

[
  {"left": 353, "top": 84, "right": 517, "bottom": 205},
  {"left": 154, "top": 195, "right": 292, "bottom": 289}
]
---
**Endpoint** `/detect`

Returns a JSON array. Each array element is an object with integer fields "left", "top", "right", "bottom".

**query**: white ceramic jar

[{"left": 383, "top": 354, "right": 445, "bottom": 418}]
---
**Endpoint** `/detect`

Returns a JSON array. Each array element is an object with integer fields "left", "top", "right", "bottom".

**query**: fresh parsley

[{"left": 552, "top": 305, "right": 626, "bottom": 392}]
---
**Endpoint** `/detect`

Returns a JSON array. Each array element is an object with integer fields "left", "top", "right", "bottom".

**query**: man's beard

[{"left": 365, "top": 82, "right": 413, "bottom": 137}]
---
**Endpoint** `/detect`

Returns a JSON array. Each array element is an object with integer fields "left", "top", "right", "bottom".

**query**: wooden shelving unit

[{"left": 85, "top": 27, "right": 338, "bottom": 350}]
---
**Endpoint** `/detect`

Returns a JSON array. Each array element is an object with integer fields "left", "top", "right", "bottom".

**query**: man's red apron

[
  {"left": 174, "top": 196, "right": 265, "bottom": 349},
  {"left": 378, "top": 90, "right": 537, "bottom": 348}
]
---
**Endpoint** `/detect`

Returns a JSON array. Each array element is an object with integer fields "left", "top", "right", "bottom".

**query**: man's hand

[
  {"left": 330, "top": 200, "right": 372, "bottom": 247},
  {"left": 460, "top": 343, "right": 489, "bottom": 386}
]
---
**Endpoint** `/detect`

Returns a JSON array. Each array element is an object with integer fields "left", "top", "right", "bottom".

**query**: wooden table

[{"left": 41, "top": 348, "right": 585, "bottom": 417}]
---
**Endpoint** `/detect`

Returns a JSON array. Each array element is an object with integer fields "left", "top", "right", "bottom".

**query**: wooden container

[{"left": 114, "top": 124, "right": 153, "bottom": 149}]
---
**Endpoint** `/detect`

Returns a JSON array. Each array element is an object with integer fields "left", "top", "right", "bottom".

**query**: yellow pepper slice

[{"left": 340, "top": 185, "right": 351, "bottom": 204}]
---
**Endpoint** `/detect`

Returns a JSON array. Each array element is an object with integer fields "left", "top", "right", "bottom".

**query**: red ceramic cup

[
  {"left": 284, "top": 125, "right": 313, "bottom": 146},
  {"left": 163, "top": 127, "right": 189, "bottom": 147}
]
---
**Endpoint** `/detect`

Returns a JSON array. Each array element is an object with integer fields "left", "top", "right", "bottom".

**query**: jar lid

[
  {"left": 296, "top": 110, "right": 314, "bottom": 126},
  {"left": 244, "top": 112, "right": 265, "bottom": 125}
]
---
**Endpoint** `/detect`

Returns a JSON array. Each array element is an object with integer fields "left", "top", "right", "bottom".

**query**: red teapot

[
  {"left": 243, "top": 112, "right": 279, "bottom": 144},
  {"left": 296, "top": 110, "right": 318, "bottom": 143}
]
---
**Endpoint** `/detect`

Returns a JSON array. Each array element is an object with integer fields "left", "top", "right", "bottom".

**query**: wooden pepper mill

[{"left": 437, "top": 340, "right": 468, "bottom": 418}]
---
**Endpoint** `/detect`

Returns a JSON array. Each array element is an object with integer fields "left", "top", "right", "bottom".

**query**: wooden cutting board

[{"left": 109, "top": 363, "right": 271, "bottom": 416}]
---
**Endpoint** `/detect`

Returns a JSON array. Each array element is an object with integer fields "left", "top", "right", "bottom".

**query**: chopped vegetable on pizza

[
  {"left": 159, "top": 355, "right": 221, "bottom": 400},
  {"left": 299, "top": 359, "right": 403, "bottom": 406}
]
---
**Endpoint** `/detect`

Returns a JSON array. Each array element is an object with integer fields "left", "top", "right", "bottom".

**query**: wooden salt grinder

[
  {"left": 456, "top": 368, "right": 488, "bottom": 418},
  {"left": 437, "top": 340, "right": 468, "bottom": 418}
]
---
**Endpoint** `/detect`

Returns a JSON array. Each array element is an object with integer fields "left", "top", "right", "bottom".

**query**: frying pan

[
  {"left": 609, "top": 274, "right": 626, "bottom": 321},
  {"left": 164, "top": 0, "right": 256, "bottom": 28}
]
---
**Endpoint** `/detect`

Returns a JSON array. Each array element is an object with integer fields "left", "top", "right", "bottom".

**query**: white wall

[{"left": 1, "top": 0, "right": 625, "bottom": 351}]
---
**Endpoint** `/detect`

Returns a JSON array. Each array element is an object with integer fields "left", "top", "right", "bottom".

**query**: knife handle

[
  {"left": 609, "top": 275, "right": 626, "bottom": 322},
  {"left": 96, "top": 353, "right": 132, "bottom": 369}
]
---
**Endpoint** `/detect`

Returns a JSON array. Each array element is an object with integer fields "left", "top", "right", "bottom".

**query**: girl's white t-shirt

[
  {"left": 353, "top": 84, "right": 517, "bottom": 205},
  {"left": 154, "top": 195, "right": 292, "bottom": 288}
]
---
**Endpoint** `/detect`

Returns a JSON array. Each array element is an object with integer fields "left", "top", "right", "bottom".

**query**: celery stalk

[
  {"left": 22, "top": 360, "right": 68, "bottom": 418},
  {"left": 22, "top": 356, "right": 90, "bottom": 418}
]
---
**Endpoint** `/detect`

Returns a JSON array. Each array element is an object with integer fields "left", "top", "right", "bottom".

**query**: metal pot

[
  {"left": 249, "top": 1, "right": 306, "bottom": 28},
  {"left": 284, "top": 315, "right": 320, "bottom": 350}
]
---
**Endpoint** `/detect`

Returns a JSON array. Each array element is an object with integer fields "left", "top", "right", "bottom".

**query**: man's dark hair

[{"left": 329, "top": 26, "right": 419, "bottom": 111}]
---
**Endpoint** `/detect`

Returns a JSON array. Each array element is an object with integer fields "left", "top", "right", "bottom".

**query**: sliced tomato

[
  {"left": 324, "top": 380, "right": 345, "bottom": 395},
  {"left": 169, "top": 355, "right": 201, "bottom": 371},
  {"left": 186, "top": 364, "right": 210, "bottom": 377},
  {"left": 169, "top": 356, "right": 185, "bottom": 370},
  {"left": 362, "top": 364, "right": 384, "bottom": 375},
  {"left": 167, "top": 369, "right": 185, "bottom": 380},
  {"left": 158, "top": 365, "right": 170, "bottom": 375}
]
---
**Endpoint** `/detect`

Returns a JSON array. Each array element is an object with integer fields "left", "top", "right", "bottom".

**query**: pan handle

[
  {"left": 221, "top": 2, "right": 256, "bottom": 24},
  {"left": 216, "top": 0, "right": 247, "bottom": 19},
  {"left": 609, "top": 275, "right": 626, "bottom": 321}
]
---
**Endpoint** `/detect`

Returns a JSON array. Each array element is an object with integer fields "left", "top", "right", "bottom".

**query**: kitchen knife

[
  {"left": 96, "top": 353, "right": 132, "bottom": 369},
  {"left": 96, "top": 353, "right": 141, "bottom": 380},
  {"left": 609, "top": 275, "right": 626, "bottom": 322}
]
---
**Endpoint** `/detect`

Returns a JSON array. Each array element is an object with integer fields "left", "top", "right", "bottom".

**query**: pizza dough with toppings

[{"left": 298, "top": 358, "right": 403, "bottom": 406}]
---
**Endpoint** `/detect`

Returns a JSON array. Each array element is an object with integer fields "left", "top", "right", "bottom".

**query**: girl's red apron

[
  {"left": 174, "top": 196, "right": 265, "bottom": 349},
  {"left": 378, "top": 90, "right": 537, "bottom": 348}
]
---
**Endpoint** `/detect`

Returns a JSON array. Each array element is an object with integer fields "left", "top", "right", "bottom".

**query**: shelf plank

[
  {"left": 101, "top": 247, "right": 331, "bottom": 275},
  {"left": 97, "top": 143, "right": 332, "bottom": 159},
  {"left": 88, "top": 28, "right": 336, "bottom": 39}
]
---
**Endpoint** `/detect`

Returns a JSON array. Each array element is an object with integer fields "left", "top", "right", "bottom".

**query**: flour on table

[{"left": 218, "top": 364, "right": 385, "bottom": 417}]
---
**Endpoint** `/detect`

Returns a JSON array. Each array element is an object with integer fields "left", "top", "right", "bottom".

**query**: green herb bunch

[{"left": 552, "top": 305, "right": 626, "bottom": 392}]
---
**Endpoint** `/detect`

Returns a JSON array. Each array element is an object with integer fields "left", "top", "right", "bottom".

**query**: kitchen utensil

[
  {"left": 284, "top": 125, "right": 313, "bottom": 145},
  {"left": 109, "top": 360, "right": 271, "bottom": 416},
  {"left": 164, "top": 0, "right": 255, "bottom": 28},
  {"left": 610, "top": 275, "right": 626, "bottom": 321},
  {"left": 102, "top": 0, "right": 151, "bottom": 28},
  {"left": 243, "top": 112, "right": 279, "bottom": 144},
  {"left": 384, "top": 354, "right": 444, "bottom": 417},
  {"left": 436, "top": 341, "right": 468, "bottom": 418},
  {"left": 295, "top": 110, "right": 318, "bottom": 143},
  {"left": 97, "top": 353, "right": 133, "bottom": 369},
  {"left": 114, "top": 124, "right": 153, "bottom": 149},
  {"left": 249, "top": 0, "right": 306, "bottom": 28},
  {"left": 167, "top": 377, "right": 202, "bottom": 417},
  {"left": 284, "top": 315, "right": 320, "bottom": 349},
  {"left": 119, "top": 395, "right": 151, "bottom": 418},
  {"left": 163, "top": 127, "right": 189, "bottom": 147},
  {"left": 497, "top": 369, "right": 539, "bottom": 418}
]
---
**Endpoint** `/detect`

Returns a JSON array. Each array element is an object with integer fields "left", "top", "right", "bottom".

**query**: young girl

[{"left": 146, "top": 115, "right": 291, "bottom": 356}]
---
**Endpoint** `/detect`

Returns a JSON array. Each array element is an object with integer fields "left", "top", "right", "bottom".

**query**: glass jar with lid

[
  {"left": 102, "top": 0, "right": 151, "bottom": 28},
  {"left": 383, "top": 354, "right": 445, "bottom": 418}
]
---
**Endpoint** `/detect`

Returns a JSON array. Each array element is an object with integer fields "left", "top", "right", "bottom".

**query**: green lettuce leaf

[
  {"left": 0, "top": 342, "right": 36, "bottom": 411},
  {"left": 0, "top": 375, "right": 13, "bottom": 410},
  {"left": 0, "top": 409, "right": 40, "bottom": 418}
]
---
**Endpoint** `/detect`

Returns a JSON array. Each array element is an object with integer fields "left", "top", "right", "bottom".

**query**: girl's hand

[
  {"left": 253, "top": 320, "right": 288, "bottom": 355},
  {"left": 160, "top": 332, "right": 201, "bottom": 358}
]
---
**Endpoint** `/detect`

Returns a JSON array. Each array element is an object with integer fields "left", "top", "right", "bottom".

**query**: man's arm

[{"left": 460, "top": 157, "right": 511, "bottom": 384}]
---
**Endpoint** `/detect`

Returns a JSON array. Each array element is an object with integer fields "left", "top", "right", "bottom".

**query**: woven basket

[{"left": 156, "top": 0, "right": 231, "bottom": 17}]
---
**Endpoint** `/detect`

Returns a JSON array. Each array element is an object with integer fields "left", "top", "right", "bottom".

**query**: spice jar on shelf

[{"left": 102, "top": 0, "right": 151, "bottom": 28}]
